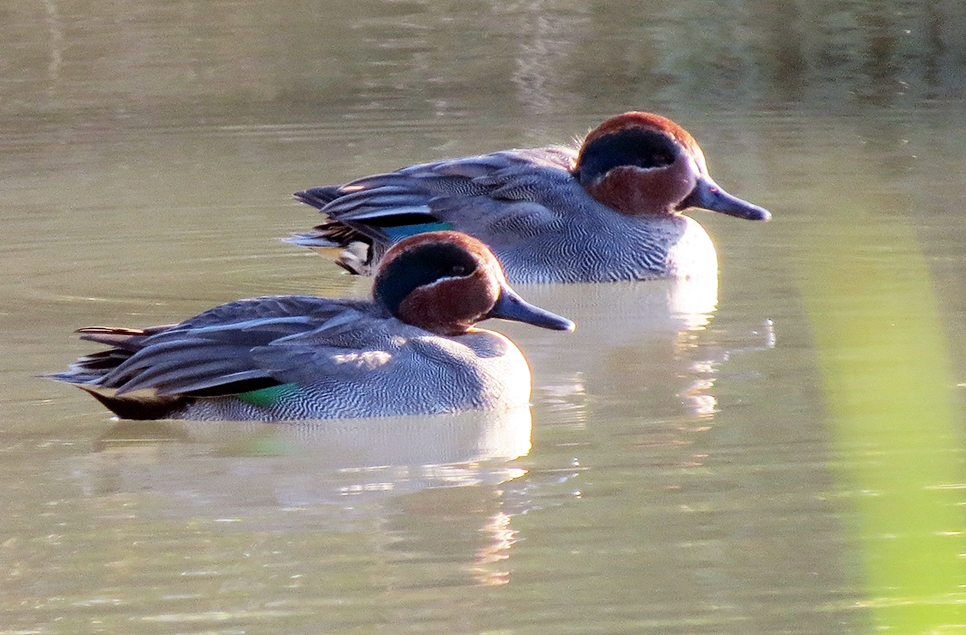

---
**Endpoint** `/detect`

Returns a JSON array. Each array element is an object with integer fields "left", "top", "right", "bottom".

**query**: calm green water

[{"left": 1, "top": 1, "right": 964, "bottom": 633}]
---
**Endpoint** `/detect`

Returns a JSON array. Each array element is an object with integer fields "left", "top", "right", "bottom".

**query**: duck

[
  {"left": 47, "top": 231, "right": 575, "bottom": 421},
  {"left": 290, "top": 111, "right": 771, "bottom": 283}
]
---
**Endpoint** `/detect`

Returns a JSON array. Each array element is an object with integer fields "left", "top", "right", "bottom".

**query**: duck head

[
  {"left": 573, "top": 112, "right": 771, "bottom": 221},
  {"left": 374, "top": 231, "right": 576, "bottom": 336}
]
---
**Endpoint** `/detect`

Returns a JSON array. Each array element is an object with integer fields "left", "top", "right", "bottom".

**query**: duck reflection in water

[
  {"left": 78, "top": 405, "right": 542, "bottom": 587},
  {"left": 499, "top": 275, "right": 774, "bottom": 425}
]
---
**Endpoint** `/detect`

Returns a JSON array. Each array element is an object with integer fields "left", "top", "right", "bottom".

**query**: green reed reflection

[{"left": 802, "top": 212, "right": 966, "bottom": 633}]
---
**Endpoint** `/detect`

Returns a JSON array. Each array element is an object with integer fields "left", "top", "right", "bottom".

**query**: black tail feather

[
  {"left": 83, "top": 388, "right": 189, "bottom": 420},
  {"left": 294, "top": 187, "right": 341, "bottom": 210}
]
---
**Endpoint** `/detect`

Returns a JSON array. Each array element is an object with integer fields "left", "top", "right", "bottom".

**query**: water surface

[{"left": 2, "top": 1, "right": 965, "bottom": 633}]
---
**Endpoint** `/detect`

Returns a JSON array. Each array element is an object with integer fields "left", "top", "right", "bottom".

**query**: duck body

[
  {"left": 48, "top": 232, "right": 574, "bottom": 421},
  {"left": 292, "top": 113, "right": 770, "bottom": 283}
]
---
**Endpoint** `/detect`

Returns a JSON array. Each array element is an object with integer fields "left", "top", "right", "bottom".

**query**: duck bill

[
  {"left": 489, "top": 287, "right": 575, "bottom": 332},
  {"left": 680, "top": 176, "right": 771, "bottom": 221}
]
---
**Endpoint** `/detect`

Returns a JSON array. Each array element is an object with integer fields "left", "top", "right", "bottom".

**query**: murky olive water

[{"left": 2, "top": 1, "right": 964, "bottom": 633}]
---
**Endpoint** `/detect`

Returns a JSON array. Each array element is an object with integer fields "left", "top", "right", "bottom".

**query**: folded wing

[
  {"left": 291, "top": 147, "right": 585, "bottom": 272},
  {"left": 48, "top": 296, "right": 403, "bottom": 399}
]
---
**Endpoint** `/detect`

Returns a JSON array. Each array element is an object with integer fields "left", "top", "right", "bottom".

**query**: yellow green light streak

[{"left": 801, "top": 212, "right": 965, "bottom": 633}]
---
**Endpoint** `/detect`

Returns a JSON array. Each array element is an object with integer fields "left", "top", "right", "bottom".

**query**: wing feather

[
  {"left": 54, "top": 297, "right": 402, "bottom": 398},
  {"left": 291, "top": 147, "right": 583, "bottom": 259}
]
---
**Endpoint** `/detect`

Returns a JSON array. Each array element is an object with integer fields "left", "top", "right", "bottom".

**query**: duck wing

[
  {"left": 49, "top": 296, "right": 394, "bottom": 398},
  {"left": 291, "top": 147, "right": 588, "bottom": 268}
]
